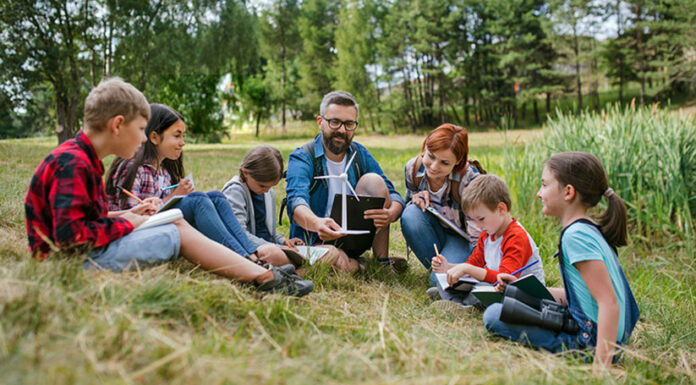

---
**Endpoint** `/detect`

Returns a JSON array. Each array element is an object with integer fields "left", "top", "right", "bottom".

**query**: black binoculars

[{"left": 500, "top": 285, "right": 579, "bottom": 334}]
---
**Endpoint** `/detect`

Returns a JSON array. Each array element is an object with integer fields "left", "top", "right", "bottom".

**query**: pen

[
  {"left": 117, "top": 186, "right": 146, "bottom": 205},
  {"left": 495, "top": 259, "right": 540, "bottom": 287},
  {"left": 510, "top": 259, "right": 540, "bottom": 276},
  {"left": 417, "top": 196, "right": 442, "bottom": 206},
  {"left": 162, "top": 183, "right": 179, "bottom": 191}
]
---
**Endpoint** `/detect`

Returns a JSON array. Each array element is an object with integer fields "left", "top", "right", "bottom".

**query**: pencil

[
  {"left": 283, "top": 236, "right": 294, "bottom": 249},
  {"left": 433, "top": 243, "right": 443, "bottom": 263},
  {"left": 117, "top": 186, "right": 146, "bottom": 205}
]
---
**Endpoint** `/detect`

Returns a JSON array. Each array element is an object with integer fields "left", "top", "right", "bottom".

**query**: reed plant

[{"left": 506, "top": 103, "right": 696, "bottom": 246}]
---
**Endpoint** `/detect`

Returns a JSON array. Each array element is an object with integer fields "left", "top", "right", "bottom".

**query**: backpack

[
  {"left": 279, "top": 140, "right": 363, "bottom": 225},
  {"left": 410, "top": 153, "right": 487, "bottom": 204}
]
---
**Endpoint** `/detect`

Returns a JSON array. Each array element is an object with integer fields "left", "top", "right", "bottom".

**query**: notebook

[
  {"left": 281, "top": 245, "right": 330, "bottom": 266},
  {"left": 435, "top": 273, "right": 479, "bottom": 292},
  {"left": 471, "top": 274, "right": 553, "bottom": 308},
  {"left": 425, "top": 206, "right": 474, "bottom": 243},
  {"left": 133, "top": 208, "right": 183, "bottom": 232},
  {"left": 328, "top": 195, "right": 385, "bottom": 250},
  {"left": 156, "top": 195, "right": 186, "bottom": 213}
]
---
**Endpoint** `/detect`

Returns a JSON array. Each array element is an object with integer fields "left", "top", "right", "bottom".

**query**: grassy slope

[{"left": 0, "top": 130, "right": 694, "bottom": 384}]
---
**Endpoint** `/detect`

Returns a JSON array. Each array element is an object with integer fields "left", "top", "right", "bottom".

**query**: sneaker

[
  {"left": 256, "top": 267, "right": 314, "bottom": 297},
  {"left": 426, "top": 287, "right": 441, "bottom": 301},
  {"left": 430, "top": 300, "right": 476, "bottom": 317},
  {"left": 276, "top": 264, "right": 296, "bottom": 275}
]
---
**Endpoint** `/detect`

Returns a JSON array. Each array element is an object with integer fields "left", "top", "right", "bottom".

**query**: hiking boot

[
  {"left": 256, "top": 267, "right": 314, "bottom": 297},
  {"left": 426, "top": 287, "right": 441, "bottom": 301}
]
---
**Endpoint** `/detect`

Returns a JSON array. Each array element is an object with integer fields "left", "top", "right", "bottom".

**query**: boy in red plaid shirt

[{"left": 24, "top": 78, "right": 313, "bottom": 297}]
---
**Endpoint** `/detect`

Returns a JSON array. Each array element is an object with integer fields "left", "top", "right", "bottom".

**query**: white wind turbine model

[{"left": 314, "top": 151, "right": 370, "bottom": 235}]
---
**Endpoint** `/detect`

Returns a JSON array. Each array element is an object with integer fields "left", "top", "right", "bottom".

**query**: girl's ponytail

[
  {"left": 598, "top": 187, "right": 628, "bottom": 248},
  {"left": 546, "top": 152, "right": 628, "bottom": 249}
]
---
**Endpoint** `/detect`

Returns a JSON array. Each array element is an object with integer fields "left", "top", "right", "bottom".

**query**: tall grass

[
  {"left": 506, "top": 103, "right": 696, "bottom": 245},
  {"left": 1, "top": 128, "right": 695, "bottom": 384}
]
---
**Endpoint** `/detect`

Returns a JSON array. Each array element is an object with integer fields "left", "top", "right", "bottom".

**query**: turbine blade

[
  {"left": 344, "top": 151, "right": 357, "bottom": 172},
  {"left": 314, "top": 175, "right": 336, "bottom": 179},
  {"left": 346, "top": 182, "right": 360, "bottom": 201}
]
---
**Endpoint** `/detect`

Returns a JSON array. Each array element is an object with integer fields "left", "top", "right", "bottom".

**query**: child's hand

[
  {"left": 495, "top": 273, "right": 518, "bottom": 292},
  {"left": 431, "top": 255, "right": 450, "bottom": 273},
  {"left": 171, "top": 178, "right": 194, "bottom": 196},
  {"left": 129, "top": 199, "right": 159, "bottom": 216},
  {"left": 290, "top": 238, "right": 305, "bottom": 246},
  {"left": 121, "top": 212, "right": 149, "bottom": 228},
  {"left": 446, "top": 264, "right": 469, "bottom": 286}
]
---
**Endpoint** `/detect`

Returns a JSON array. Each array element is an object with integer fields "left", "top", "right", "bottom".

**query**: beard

[{"left": 322, "top": 130, "right": 352, "bottom": 155}]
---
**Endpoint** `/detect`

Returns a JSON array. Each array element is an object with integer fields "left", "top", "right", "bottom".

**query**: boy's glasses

[{"left": 320, "top": 115, "right": 359, "bottom": 131}]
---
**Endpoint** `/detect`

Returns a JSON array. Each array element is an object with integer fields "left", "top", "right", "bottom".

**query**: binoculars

[{"left": 500, "top": 285, "right": 579, "bottom": 334}]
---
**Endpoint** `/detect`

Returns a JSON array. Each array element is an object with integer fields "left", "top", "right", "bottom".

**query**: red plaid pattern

[
  {"left": 25, "top": 131, "right": 134, "bottom": 258},
  {"left": 107, "top": 160, "right": 172, "bottom": 210}
]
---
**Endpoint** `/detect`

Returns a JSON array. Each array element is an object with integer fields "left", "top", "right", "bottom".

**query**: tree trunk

[
  {"left": 55, "top": 92, "right": 79, "bottom": 144},
  {"left": 533, "top": 99, "right": 539, "bottom": 123},
  {"left": 635, "top": 3, "right": 645, "bottom": 105},
  {"left": 546, "top": 93, "right": 551, "bottom": 114},
  {"left": 255, "top": 113, "right": 261, "bottom": 137},
  {"left": 573, "top": 25, "right": 583, "bottom": 114}
]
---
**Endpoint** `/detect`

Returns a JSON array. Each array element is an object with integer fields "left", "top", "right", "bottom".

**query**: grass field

[{"left": 1, "top": 124, "right": 694, "bottom": 384}]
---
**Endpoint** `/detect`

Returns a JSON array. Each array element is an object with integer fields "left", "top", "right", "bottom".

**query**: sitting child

[
  {"left": 221, "top": 145, "right": 340, "bottom": 266},
  {"left": 484, "top": 152, "right": 639, "bottom": 370},
  {"left": 25, "top": 77, "right": 312, "bottom": 297},
  {"left": 105, "top": 104, "right": 292, "bottom": 268},
  {"left": 432, "top": 174, "right": 544, "bottom": 307}
]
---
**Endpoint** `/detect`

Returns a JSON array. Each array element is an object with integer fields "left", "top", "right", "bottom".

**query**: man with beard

[{"left": 285, "top": 91, "right": 406, "bottom": 272}]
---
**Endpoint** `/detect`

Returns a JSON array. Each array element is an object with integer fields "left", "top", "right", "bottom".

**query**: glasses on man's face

[{"left": 320, "top": 115, "right": 359, "bottom": 131}]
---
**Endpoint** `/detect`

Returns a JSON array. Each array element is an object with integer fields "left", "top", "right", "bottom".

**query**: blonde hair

[
  {"left": 240, "top": 145, "right": 284, "bottom": 183},
  {"left": 460, "top": 174, "right": 512, "bottom": 213},
  {"left": 83, "top": 77, "right": 150, "bottom": 131}
]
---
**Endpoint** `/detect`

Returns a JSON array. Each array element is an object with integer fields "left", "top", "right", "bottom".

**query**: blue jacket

[{"left": 285, "top": 133, "right": 405, "bottom": 243}]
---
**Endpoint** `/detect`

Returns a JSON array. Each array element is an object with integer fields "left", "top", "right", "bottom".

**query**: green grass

[{"left": 0, "top": 122, "right": 694, "bottom": 384}]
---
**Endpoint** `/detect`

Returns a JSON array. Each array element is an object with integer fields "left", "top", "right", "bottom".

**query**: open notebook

[{"left": 133, "top": 209, "right": 183, "bottom": 232}]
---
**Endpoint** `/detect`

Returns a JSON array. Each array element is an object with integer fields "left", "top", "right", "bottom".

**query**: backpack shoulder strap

[
  {"left": 411, "top": 154, "right": 424, "bottom": 188},
  {"left": 279, "top": 140, "right": 321, "bottom": 226}
]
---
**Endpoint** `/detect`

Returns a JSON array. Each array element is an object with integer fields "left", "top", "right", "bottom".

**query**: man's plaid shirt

[{"left": 25, "top": 131, "right": 134, "bottom": 258}]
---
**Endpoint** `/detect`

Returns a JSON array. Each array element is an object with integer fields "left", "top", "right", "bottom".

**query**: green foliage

[
  {"left": 156, "top": 74, "right": 226, "bottom": 143},
  {"left": 511, "top": 104, "right": 696, "bottom": 243}
]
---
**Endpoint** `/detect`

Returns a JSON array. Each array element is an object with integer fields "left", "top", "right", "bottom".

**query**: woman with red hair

[{"left": 401, "top": 123, "right": 485, "bottom": 287}]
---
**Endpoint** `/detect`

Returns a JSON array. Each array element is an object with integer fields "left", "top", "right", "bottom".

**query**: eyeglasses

[{"left": 320, "top": 115, "right": 359, "bottom": 131}]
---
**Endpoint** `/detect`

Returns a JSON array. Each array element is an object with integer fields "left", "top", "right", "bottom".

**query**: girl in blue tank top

[{"left": 483, "top": 151, "right": 639, "bottom": 371}]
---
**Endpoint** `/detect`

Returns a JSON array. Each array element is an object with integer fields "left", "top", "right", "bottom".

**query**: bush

[{"left": 508, "top": 103, "right": 696, "bottom": 244}]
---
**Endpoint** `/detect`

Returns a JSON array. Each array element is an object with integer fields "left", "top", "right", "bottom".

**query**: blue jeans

[
  {"left": 482, "top": 303, "right": 585, "bottom": 353},
  {"left": 174, "top": 191, "right": 257, "bottom": 257},
  {"left": 400, "top": 203, "right": 474, "bottom": 285}
]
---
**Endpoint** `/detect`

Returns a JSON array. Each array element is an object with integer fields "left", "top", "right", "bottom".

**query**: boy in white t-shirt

[{"left": 432, "top": 175, "right": 544, "bottom": 307}]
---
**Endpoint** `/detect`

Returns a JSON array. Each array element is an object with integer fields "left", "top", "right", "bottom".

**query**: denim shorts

[{"left": 83, "top": 224, "right": 181, "bottom": 272}]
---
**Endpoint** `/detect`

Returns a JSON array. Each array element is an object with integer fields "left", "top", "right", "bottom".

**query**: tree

[
  {"left": 297, "top": 0, "right": 338, "bottom": 117},
  {"left": 260, "top": 0, "right": 301, "bottom": 131},
  {"left": 0, "top": 0, "right": 98, "bottom": 143}
]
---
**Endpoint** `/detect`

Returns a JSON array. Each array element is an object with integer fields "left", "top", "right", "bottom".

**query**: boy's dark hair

[
  {"left": 105, "top": 104, "right": 185, "bottom": 207},
  {"left": 460, "top": 174, "right": 512, "bottom": 213},
  {"left": 240, "top": 145, "right": 283, "bottom": 183},
  {"left": 84, "top": 77, "right": 149, "bottom": 131},
  {"left": 546, "top": 151, "right": 628, "bottom": 248}
]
